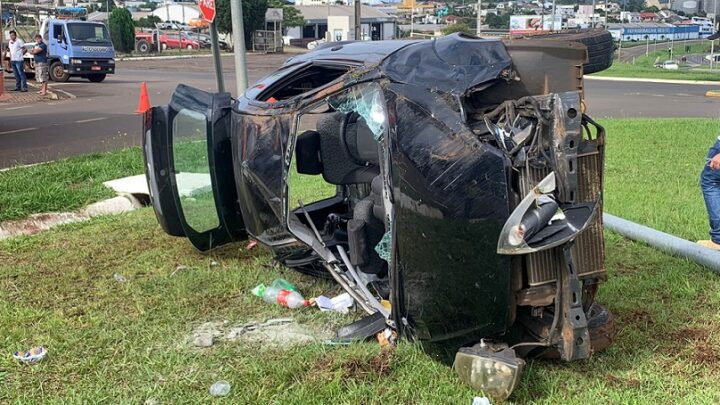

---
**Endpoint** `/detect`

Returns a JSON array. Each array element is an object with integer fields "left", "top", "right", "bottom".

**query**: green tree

[
  {"left": 216, "top": 0, "right": 268, "bottom": 48},
  {"left": 441, "top": 22, "right": 473, "bottom": 35},
  {"left": 485, "top": 12, "right": 510, "bottom": 29},
  {"left": 108, "top": 8, "right": 135, "bottom": 53},
  {"left": 135, "top": 15, "right": 162, "bottom": 28},
  {"left": 268, "top": 0, "right": 306, "bottom": 33}
]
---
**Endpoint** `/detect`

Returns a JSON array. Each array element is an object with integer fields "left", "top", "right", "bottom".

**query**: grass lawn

[
  {"left": 595, "top": 43, "right": 720, "bottom": 81},
  {"left": 0, "top": 149, "right": 145, "bottom": 223},
  {"left": 3, "top": 118, "right": 720, "bottom": 403}
]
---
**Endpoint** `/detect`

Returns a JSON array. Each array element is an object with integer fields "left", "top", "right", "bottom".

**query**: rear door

[{"left": 143, "top": 84, "right": 246, "bottom": 251}]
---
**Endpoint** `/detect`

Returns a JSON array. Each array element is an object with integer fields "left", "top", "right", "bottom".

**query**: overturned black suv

[{"left": 143, "top": 31, "right": 614, "bottom": 399}]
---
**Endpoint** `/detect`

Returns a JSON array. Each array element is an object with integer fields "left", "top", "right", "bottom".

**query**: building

[
  {"left": 639, "top": 12, "right": 659, "bottom": 21},
  {"left": 287, "top": 5, "right": 397, "bottom": 42},
  {"left": 607, "top": 22, "right": 700, "bottom": 41},
  {"left": 150, "top": 3, "right": 200, "bottom": 24},
  {"left": 620, "top": 11, "right": 641, "bottom": 22},
  {"left": 671, "top": 0, "right": 700, "bottom": 15}
]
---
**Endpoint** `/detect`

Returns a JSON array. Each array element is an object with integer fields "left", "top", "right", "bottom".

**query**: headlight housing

[
  {"left": 108, "top": 59, "right": 115, "bottom": 65},
  {"left": 454, "top": 343, "right": 525, "bottom": 401},
  {"left": 70, "top": 59, "right": 82, "bottom": 65}
]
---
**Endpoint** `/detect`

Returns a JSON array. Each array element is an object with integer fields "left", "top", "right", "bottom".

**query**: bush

[
  {"left": 109, "top": 8, "right": 135, "bottom": 53},
  {"left": 441, "top": 22, "right": 473, "bottom": 36},
  {"left": 135, "top": 15, "right": 162, "bottom": 28}
]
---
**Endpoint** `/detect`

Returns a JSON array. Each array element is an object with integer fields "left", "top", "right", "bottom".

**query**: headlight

[
  {"left": 454, "top": 343, "right": 525, "bottom": 401},
  {"left": 108, "top": 59, "right": 115, "bottom": 65},
  {"left": 70, "top": 59, "right": 82, "bottom": 65}
]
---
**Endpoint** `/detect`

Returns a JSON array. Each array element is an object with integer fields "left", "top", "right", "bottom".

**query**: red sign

[{"left": 199, "top": 0, "right": 216, "bottom": 23}]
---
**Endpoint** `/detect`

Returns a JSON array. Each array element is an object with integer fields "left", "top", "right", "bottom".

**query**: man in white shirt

[{"left": 8, "top": 30, "right": 28, "bottom": 92}]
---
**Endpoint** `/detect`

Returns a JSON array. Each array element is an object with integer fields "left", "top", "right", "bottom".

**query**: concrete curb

[
  {"left": 706, "top": 90, "right": 720, "bottom": 98},
  {"left": 586, "top": 75, "right": 720, "bottom": 86},
  {"left": 118, "top": 53, "right": 215, "bottom": 61}
]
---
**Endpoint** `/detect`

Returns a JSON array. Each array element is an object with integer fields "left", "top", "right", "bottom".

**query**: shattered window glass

[{"left": 328, "top": 83, "right": 387, "bottom": 141}]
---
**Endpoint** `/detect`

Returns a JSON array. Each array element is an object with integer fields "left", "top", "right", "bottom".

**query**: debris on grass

[
  {"left": 13, "top": 346, "right": 47, "bottom": 364},
  {"left": 113, "top": 273, "right": 127, "bottom": 283},
  {"left": 189, "top": 318, "right": 331, "bottom": 348},
  {"left": 209, "top": 380, "right": 231, "bottom": 397}
]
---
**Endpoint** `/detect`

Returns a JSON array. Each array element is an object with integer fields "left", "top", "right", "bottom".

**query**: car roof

[{"left": 284, "top": 39, "right": 422, "bottom": 66}]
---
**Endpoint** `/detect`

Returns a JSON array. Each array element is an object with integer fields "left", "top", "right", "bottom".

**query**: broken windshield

[{"left": 328, "top": 83, "right": 387, "bottom": 141}]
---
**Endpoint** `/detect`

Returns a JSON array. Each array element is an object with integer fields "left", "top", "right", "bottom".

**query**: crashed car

[{"left": 142, "top": 32, "right": 614, "bottom": 399}]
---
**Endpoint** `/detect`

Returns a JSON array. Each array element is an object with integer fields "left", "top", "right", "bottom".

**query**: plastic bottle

[
  {"left": 262, "top": 286, "right": 310, "bottom": 309},
  {"left": 269, "top": 278, "right": 299, "bottom": 292},
  {"left": 209, "top": 380, "right": 231, "bottom": 397}
]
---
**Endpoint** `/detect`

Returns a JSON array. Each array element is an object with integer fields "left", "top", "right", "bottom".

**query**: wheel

[
  {"left": 161, "top": 42, "right": 168, "bottom": 50},
  {"left": 521, "top": 28, "right": 615, "bottom": 74},
  {"left": 135, "top": 39, "right": 150, "bottom": 54},
  {"left": 87, "top": 74, "right": 106, "bottom": 83},
  {"left": 186, "top": 44, "right": 193, "bottom": 50},
  {"left": 49, "top": 61, "right": 70, "bottom": 82}
]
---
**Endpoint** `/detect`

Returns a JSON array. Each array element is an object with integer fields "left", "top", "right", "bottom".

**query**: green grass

[
  {"left": 603, "top": 118, "right": 720, "bottom": 241},
  {"left": 3, "top": 118, "right": 720, "bottom": 402},
  {"left": 0, "top": 148, "right": 145, "bottom": 223},
  {"left": 595, "top": 43, "right": 720, "bottom": 81}
]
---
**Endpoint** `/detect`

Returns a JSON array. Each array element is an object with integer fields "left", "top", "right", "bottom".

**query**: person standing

[
  {"left": 8, "top": 30, "right": 28, "bottom": 92},
  {"left": 31, "top": 34, "right": 49, "bottom": 96},
  {"left": 699, "top": 138, "right": 720, "bottom": 250}
]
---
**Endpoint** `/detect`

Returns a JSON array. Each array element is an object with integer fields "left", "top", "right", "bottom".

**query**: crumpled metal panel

[
  {"left": 381, "top": 34, "right": 513, "bottom": 96},
  {"left": 388, "top": 83, "right": 512, "bottom": 342}
]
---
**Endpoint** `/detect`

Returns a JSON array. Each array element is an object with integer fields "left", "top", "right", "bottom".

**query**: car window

[{"left": 256, "top": 64, "right": 351, "bottom": 102}]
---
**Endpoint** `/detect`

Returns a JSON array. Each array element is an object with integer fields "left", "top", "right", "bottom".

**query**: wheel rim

[{"left": 52, "top": 65, "right": 64, "bottom": 79}]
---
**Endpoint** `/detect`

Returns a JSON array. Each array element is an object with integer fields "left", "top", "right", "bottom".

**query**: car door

[{"left": 143, "top": 84, "right": 247, "bottom": 251}]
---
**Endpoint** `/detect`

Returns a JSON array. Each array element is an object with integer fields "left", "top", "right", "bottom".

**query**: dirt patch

[
  {"left": 605, "top": 374, "right": 641, "bottom": 389},
  {"left": 693, "top": 342, "right": 720, "bottom": 365},
  {"left": 189, "top": 318, "right": 333, "bottom": 349},
  {"left": 309, "top": 349, "right": 395, "bottom": 383}
]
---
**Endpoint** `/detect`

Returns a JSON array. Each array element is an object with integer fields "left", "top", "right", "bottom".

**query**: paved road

[{"left": 1, "top": 53, "right": 719, "bottom": 169}]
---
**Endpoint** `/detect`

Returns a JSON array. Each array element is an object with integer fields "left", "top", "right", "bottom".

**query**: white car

[
  {"left": 307, "top": 39, "right": 326, "bottom": 50},
  {"left": 660, "top": 60, "right": 679, "bottom": 70}
]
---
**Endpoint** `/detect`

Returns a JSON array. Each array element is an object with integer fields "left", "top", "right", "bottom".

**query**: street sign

[{"left": 199, "top": 0, "right": 216, "bottom": 23}]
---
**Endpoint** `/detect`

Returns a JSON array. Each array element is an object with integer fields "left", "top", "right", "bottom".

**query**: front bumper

[{"left": 65, "top": 60, "right": 115, "bottom": 75}]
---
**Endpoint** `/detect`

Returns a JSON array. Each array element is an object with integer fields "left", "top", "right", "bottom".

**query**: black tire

[
  {"left": 88, "top": 74, "right": 106, "bottom": 83},
  {"left": 49, "top": 61, "right": 70, "bottom": 83},
  {"left": 522, "top": 28, "right": 615, "bottom": 74},
  {"left": 136, "top": 39, "right": 150, "bottom": 54}
]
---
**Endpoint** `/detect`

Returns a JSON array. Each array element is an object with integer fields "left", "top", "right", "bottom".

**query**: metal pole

[
  {"left": 551, "top": 0, "right": 556, "bottom": 30},
  {"left": 410, "top": 0, "right": 414, "bottom": 38},
  {"left": 354, "top": 0, "right": 361, "bottom": 40},
  {"left": 0, "top": 0, "right": 4, "bottom": 99},
  {"left": 230, "top": 0, "right": 248, "bottom": 94},
  {"left": 209, "top": 22, "right": 225, "bottom": 92},
  {"left": 711, "top": 39, "right": 715, "bottom": 70},
  {"left": 476, "top": 0, "right": 482, "bottom": 35},
  {"left": 326, "top": 0, "right": 330, "bottom": 41}
]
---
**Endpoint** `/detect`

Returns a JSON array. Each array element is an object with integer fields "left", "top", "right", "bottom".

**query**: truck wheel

[
  {"left": 521, "top": 28, "right": 615, "bottom": 74},
  {"left": 88, "top": 74, "right": 106, "bottom": 83},
  {"left": 50, "top": 61, "right": 70, "bottom": 82},
  {"left": 161, "top": 42, "right": 168, "bottom": 50},
  {"left": 136, "top": 39, "right": 150, "bottom": 54}
]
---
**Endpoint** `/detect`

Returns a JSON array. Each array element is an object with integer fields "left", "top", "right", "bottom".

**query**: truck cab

[{"left": 44, "top": 19, "right": 116, "bottom": 82}]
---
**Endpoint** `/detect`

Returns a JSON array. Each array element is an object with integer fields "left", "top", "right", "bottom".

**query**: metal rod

[
  {"left": 476, "top": 0, "right": 482, "bottom": 35},
  {"left": 337, "top": 245, "right": 390, "bottom": 318},
  {"left": 323, "top": 263, "right": 376, "bottom": 315},
  {"left": 230, "top": 0, "right": 248, "bottom": 94},
  {"left": 354, "top": 0, "right": 361, "bottom": 40},
  {"left": 297, "top": 199, "right": 325, "bottom": 247},
  {"left": 209, "top": 22, "right": 225, "bottom": 93},
  {"left": 604, "top": 213, "right": 720, "bottom": 273}
]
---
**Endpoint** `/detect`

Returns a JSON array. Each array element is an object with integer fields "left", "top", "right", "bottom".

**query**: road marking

[
  {"left": 74, "top": 117, "right": 107, "bottom": 123},
  {"left": 3, "top": 106, "right": 31, "bottom": 111},
  {"left": 0, "top": 127, "right": 37, "bottom": 135}
]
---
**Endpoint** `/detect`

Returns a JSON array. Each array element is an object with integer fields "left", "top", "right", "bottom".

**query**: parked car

[
  {"left": 135, "top": 32, "right": 200, "bottom": 50},
  {"left": 142, "top": 32, "right": 615, "bottom": 400},
  {"left": 158, "top": 20, "right": 191, "bottom": 30},
  {"left": 656, "top": 59, "right": 679, "bottom": 70},
  {"left": 180, "top": 31, "right": 230, "bottom": 50}
]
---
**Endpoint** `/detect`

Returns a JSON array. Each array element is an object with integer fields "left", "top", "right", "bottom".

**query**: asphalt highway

[{"left": 1, "top": 52, "right": 719, "bottom": 169}]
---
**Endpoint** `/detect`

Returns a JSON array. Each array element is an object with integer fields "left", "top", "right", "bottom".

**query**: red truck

[{"left": 135, "top": 32, "right": 200, "bottom": 53}]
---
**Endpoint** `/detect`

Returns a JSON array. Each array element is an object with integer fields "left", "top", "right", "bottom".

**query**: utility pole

[
  {"left": 591, "top": 0, "right": 595, "bottom": 27},
  {"left": 326, "top": 0, "right": 330, "bottom": 41},
  {"left": 230, "top": 0, "right": 248, "bottom": 93},
  {"left": 410, "top": 0, "right": 414, "bottom": 38},
  {"left": 551, "top": 0, "right": 556, "bottom": 30},
  {"left": 476, "top": 0, "right": 482, "bottom": 35},
  {"left": 354, "top": 0, "right": 361, "bottom": 40}
]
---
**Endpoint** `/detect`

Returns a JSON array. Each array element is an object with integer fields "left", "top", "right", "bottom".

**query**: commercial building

[
  {"left": 606, "top": 22, "right": 700, "bottom": 41},
  {"left": 287, "top": 5, "right": 397, "bottom": 41},
  {"left": 150, "top": 3, "right": 200, "bottom": 24}
]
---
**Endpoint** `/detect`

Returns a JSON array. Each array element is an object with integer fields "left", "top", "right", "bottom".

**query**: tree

[
  {"left": 643, "top": 5, "right": 659, "bottom": 12},
  {"left": 268, "top": 0, "right": 305, "bottom": 32},
  {"left": 216, "top": 0, "right": 268, "bottom": 48},
  {"left": 109, "top": 8, "right": 135, "bottom": 53},
  {"left": 441, "top": 22, "right": 473, "bottom": 35},
  {"left": 135, "top": 15, "right": 162, "bottom": 28},
  {"left": 485, "top": 12, "right": 510, "bottom": 29}
]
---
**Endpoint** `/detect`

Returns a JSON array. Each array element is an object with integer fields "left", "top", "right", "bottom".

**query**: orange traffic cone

[{"left": 135, "top": 82, "right": 151, "bottom": 114}]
